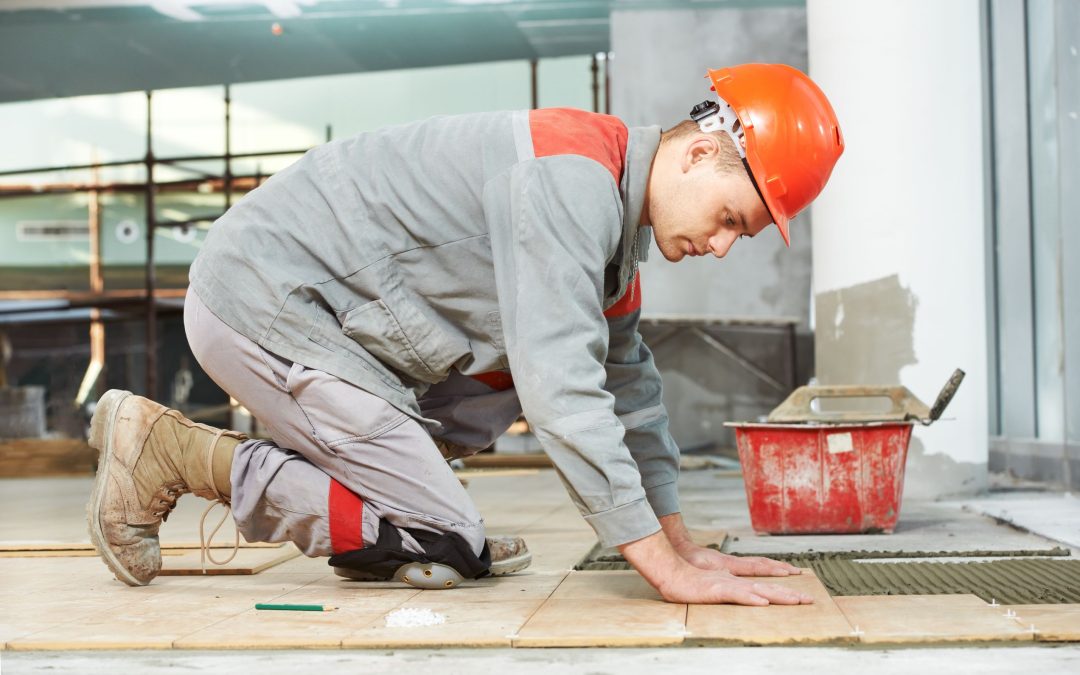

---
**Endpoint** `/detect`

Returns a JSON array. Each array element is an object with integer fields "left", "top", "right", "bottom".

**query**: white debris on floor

[{"left": 384, "top": 607, "right": 447, "bottom": 628}]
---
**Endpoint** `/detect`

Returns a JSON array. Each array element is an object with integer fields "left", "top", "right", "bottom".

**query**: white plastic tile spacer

[
  {"left": 1029, "top": 624, "right": 1039, "bottom": 635},
  {"left": 850, "top": 625, "right": 865, "bottom": 637},
  {"left": 989, "top": 598, "right": 1000, "bottom": 607},
  {"left": 1003, "top": 609, "right": 1017, "bottom": 618}
]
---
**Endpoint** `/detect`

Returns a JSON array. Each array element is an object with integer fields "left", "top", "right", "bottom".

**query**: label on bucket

[{"left": 827, "top": 432, "right": 854, "bottom": 455}]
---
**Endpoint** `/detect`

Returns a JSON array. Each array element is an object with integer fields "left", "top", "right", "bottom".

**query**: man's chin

[{"left": 657, "top": 242, "right": 683, "bottom": 263}]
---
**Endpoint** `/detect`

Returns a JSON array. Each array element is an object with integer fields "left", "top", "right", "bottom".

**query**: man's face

[{"left": 648, "top": 137, "right": 775, "bottom": 262}]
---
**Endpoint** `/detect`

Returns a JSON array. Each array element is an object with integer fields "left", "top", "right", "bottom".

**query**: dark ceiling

[{"left": 0, "top": 0, "right": 769, "bottom": 103}]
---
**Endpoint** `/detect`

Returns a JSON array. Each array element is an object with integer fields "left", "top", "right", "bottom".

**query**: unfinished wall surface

[
  {"left": 807, "top": 0, "right": 989, "bottom": 499},
  {"left": 610, "top": 4, "right": 810, "bottom": 451}
]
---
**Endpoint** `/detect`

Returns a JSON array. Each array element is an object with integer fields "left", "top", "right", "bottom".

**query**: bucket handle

[
  {"left": 767, "top": 385, "right": 928, "bottom": 423},
  {"left": 766, "top": 368, "right": 965, "bottom": 425}
]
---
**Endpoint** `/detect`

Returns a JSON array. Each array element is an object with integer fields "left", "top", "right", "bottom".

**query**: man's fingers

[
  {"left": 750, "top": 581, "right": 814, "bottom": 605},
  {"left": 755, "top": 559, "right": 791, "bottom": 576},
  {"left": 724, "top": 588, "right": 769, "bottom": 606},
  {"left": 732, "top": 556, "right": 803, "bottom": 577}
]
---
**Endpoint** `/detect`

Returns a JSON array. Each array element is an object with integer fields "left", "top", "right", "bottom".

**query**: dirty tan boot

[
  {"left": 486, "top": 535, "right": 531, "bottom": 576},
  {"left": 86, "top": 389, "right": 246, "bottom": 586}
]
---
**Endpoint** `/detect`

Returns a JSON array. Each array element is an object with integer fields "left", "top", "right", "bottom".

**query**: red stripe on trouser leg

[{"left": 328, "top": 479, "right": 364, "bottom": 554}]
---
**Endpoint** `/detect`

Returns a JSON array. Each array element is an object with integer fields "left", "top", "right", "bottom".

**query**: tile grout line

[
  {"left": 508, "top": 563, "right": 579, "bottom": 647},
  {"left": 169, "top": 571, "right": 344, "bottom": 649},
  {"left": 516, "top": 503, "right": 577, "bottom": 534},
  {"left": 834, "top": 597, "right": 865, "bottom": 644},
  {"left": 338, "top": 585, "right": 429, "bottom": 648}
]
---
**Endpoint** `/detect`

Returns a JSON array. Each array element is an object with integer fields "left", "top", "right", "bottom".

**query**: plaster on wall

[{"left": 816, "top": 274, "right": 984, "bottom": 499}]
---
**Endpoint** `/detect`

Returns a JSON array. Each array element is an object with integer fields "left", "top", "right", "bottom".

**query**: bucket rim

[{"left": 723, "top": 420, "right": 917, "bottom": 429}]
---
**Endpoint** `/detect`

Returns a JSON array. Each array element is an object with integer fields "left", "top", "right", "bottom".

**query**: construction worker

[{"left": 86, "top": 63, "right": 843, "bottom": 605}]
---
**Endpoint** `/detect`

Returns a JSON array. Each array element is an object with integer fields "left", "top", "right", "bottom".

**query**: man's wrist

[
  {"left": 658, "top": 512, "right": 697, "bottom": 551},
  {"left": 619, "top": 529, "right": 691, "bottom": 593}
]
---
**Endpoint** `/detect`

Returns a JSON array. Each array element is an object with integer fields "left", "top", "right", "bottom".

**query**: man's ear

[{"left": 683, "top": 135, "right": 720, "bottom": 173}]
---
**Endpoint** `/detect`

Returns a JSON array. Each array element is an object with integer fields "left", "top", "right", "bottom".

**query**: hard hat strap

[
  {"left": 689, "top": 98, "right": 747, "bottom": 159},
  {"left": 742, "top": 157, "right": 769, "bottom": 214},
  {"left": 690, "top": 98, "right": 768, "bottom": 212}
]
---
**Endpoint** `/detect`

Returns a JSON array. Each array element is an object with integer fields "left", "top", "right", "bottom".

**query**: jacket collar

[{"left": 616, "top": 124, "right": 661, "bottom": 293}]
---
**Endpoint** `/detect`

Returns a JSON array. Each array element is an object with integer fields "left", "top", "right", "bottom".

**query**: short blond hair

[{"left": 660, "top": 120, "right": 744, "bottom": 174}]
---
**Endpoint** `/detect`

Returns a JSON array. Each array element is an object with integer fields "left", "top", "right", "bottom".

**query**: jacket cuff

[
  {"left": 583, "top": 497, "right": 662, "bottom": 549},
  {"left": 644, "top": 481, "right": 680, "bottom": 518}
]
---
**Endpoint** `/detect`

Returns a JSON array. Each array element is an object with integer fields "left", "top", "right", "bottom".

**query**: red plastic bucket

[{"left": 729, "top": 421, "right": 913, "bottom": 534}]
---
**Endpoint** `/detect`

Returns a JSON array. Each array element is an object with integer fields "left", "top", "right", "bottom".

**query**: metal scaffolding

[{"left": 0, "top": 85, "right": 312, "bottom": 400}]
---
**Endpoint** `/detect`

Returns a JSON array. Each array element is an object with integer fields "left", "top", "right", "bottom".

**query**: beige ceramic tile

[
  {"left": 260, "top": 552, "right": 331, "bottom": 575},
  {"left": 835, "top": 595, "right": 1033, "bottom": 644},
  {"left": 514, "top": 569, "right": 684, "bottom": 648},
  {"left": 7, "top": 573, "right": 323, "bottom": 650},
  {"left": 1, "top": 562, "right": 244, "bottom": 647},
  {"left": 343, "top": 600, "right": 543, "bottom": 648},
  {"left": 1010, "top": 604, "right": 1080, "bottom": 642},
  {"left": 515, "top": 532, "right": 596, "bottom": 574},
  {"left": 410, "top": 571, "right": 567, "bottom": 603},
  {"left": 177, "top": 583, "right": 419, "bottom": 649},
  {"left": 513, "top": 597, "right": 686, "bottom": 648},
  {"left": 549, "top": 571, "right": 663, "bottom": 601},
  {"left": 685, "top": 570, "right": 856, "bottom": 645},
  {"left": 159, "top": 544, "right": 300, "bottom": 575}
]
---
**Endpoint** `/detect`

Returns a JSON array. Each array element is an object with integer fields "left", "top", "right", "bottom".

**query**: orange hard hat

[{"left": 695, "top": 63, "right": 844, "bottom": 246}]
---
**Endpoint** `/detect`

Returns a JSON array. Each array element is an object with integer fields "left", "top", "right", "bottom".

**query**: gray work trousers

[{"left": 183, "top": 288, "right": 519, "bottom": 559}]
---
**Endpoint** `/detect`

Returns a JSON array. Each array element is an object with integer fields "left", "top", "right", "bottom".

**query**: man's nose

[{"left": 707, "top": 231, "right": 738, "bottom": 258}]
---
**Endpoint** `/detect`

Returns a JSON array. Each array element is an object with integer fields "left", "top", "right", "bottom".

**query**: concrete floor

[
  {"left": 4, "top": 645, "right": 1080, "bottom": 675},
  {"left": 1, "top": 464, "right": 1078, "bottom": 671}
]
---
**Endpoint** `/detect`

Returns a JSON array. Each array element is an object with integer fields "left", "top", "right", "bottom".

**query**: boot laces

[
  {"left": 199, "top": 501, "right": 239, "bottom": 573},
  {"left": 197, "top": 427, "right": 240, "bottom": 573},
  {"left": 150, "top": 481, "right": 186, "bottom": 521}
]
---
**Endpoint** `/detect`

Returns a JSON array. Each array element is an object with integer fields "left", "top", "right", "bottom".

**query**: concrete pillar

[{"left": 807, "top": 0, "right": 989, "bottom": 498}]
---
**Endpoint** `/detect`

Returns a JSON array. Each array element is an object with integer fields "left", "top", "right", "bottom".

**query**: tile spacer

[
  {"left": 850, "top": 625, "right": 865, "bottom": 637},
  {"left": 1029, "top": 624, "right": 1039, "bottom": 636},
  {"left": 989, "top": 598, "right": 999, "bottom": 607},
  {"left": 1003, "top": 609, "right": 1017, "bottom": 618}
]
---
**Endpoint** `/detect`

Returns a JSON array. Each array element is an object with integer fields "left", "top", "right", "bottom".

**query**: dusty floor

[{"left": 0, "top": 465, "right": 1078, "bottom": 671}]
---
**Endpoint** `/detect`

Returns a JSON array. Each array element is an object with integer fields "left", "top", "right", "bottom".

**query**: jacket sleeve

[
  {"left": 604, "top": 304, "right": 681, "bottom": 518},
  {"left": 484, "top": 155, "right": 661, "bottom": 548}
]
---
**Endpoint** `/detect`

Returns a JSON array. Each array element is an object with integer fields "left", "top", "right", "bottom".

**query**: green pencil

[{"left": 255, "top": 603, "right": 338, "bottom": 612}]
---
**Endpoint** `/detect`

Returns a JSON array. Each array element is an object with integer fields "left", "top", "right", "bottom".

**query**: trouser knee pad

[{"left": 329, "top": 519, "right": 491, "bottom": 589}]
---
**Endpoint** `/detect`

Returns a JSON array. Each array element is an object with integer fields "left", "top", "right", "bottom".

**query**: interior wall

[{"left": 610, "top": 4, "right": 811, "bottom": 451}]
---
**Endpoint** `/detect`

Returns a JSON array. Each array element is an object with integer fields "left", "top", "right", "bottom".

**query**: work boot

[
  {"left": 86, "top": 389, "right": 246, "bottom": 586},
  {"left": 333, "top": 534, "right": 532, "bottom": 585}
]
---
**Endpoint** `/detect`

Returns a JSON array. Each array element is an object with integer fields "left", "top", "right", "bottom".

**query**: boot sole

[
  {"left": 489, "top": 551, "right": 532, "bottom": 576},
  {"left": 85, "top": 389, "right": 147, "bottom": 587}
]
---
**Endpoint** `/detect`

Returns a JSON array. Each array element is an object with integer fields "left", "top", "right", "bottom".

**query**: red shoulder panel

[{"left": 529, "top": 108, "right": 629, "bottom": 184}]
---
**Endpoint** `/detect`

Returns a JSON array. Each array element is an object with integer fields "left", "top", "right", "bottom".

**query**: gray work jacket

[{"left": 190, "top": 109, "right": 680, "bottom": 547}]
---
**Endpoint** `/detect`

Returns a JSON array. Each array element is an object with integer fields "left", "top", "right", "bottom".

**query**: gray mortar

[{"left": 577, "top": 545, "right": 1080, "bottom": 604}]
